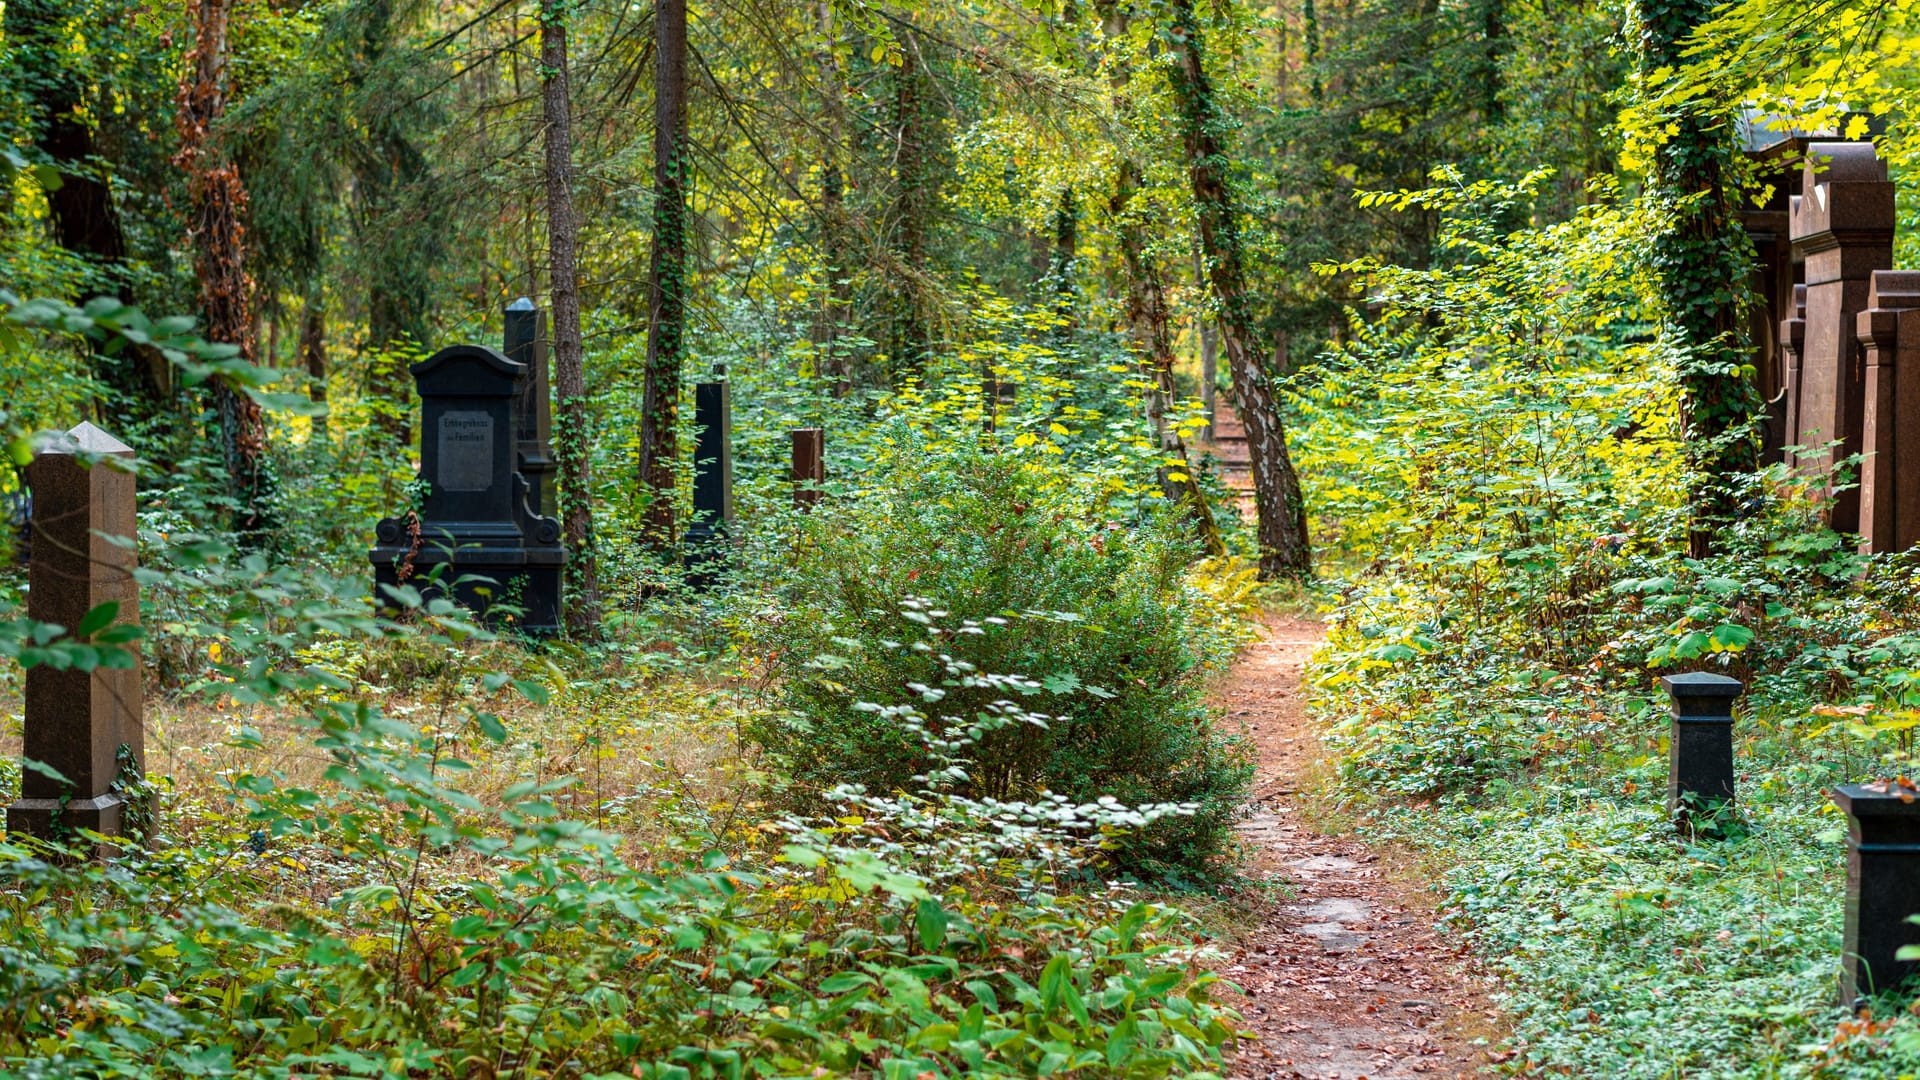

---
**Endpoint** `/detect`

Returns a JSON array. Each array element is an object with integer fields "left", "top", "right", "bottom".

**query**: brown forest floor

[{"left": 1218, "top": 614, "right": 1499, "bottom": 1080}]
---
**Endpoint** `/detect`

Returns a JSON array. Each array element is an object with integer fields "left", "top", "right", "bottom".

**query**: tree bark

[
  {"left": 1099, "top": 2, "right": 1224, "bottom": 557},
  {"left": 886, "top": 38, "right": 933, "bottom": 378},
  {"left": 815, "top": 1, "right": 855, "bottom": 393},
  {"left": 177, "top": 0, "right": 275, "bottom": 542},
  {"left": 540, "top": 0, "right": 604, "bottom": 636},
  {"left": 1165, "top": 0, "right": 1310, "bottom": 579},
  {"left": 1629, "top": 0, "right": 1758, "bottom": 557},
  {"left": 637, "top": 0, "right": 689, "bottom": 546}
]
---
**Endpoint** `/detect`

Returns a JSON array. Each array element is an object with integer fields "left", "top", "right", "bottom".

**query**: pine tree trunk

[
  {"left": 1165, "top": 0, "right": 1310, "bottom": 579},
  {"left": 815, "top": 1, "right": 854, "bottom": 393},
  {"left": 178, "top": 0, "right": 274, "bottom": 542},
  {"left": 1630, "top": 0, "right": 1758, "bottom": 558},
  {"left": 638, "top": 0, "right": 689, "bottom": 546},
  {"left": 887, "top": 39, "right": 932, "bottom": 378},
  {"left": 1100, "top": 2, "right": 1223, "bottom": 557},
  {"left": 541, "top": 1, "right": 604, "bottom": 636},
  {"left": 300, "top": 290, "right": 327, "bottom": 440}
]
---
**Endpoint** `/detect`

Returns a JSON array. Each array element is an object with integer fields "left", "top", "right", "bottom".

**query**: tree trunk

[
  {"left": 887, "top": 38, "right": 933, "bottom": 378},
  {"left": 1165, "top": 0, "right": 1310, "bottom": 579},
  {"left": 815, "top": 0, "right": 855, "bottom": 394},
  {"left": 7, "top": 0, "right": 172, "bottom": 414},
  {"left": 178, "top": 0, "right": 275, "bottom": 542},
  {"left": 637, "top": 0, "right": 689, "bottom": 546},
  {"left": 1099, "top": 1, "right": 1223, "bottom": 557},
  {"left": 300, "top": 290, "right": 327, "bottom": 440},
  {"left": 1629, "top": 0, "right": 1758, "bottom": 557},
  {"left": 540, "top": 0, "right": 604, "bottom": 637},
  {"left": 1047, "top": 187, "right": 1079, "bottom": 337}
]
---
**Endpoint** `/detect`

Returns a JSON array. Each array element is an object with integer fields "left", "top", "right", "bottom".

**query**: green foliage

[{"left": 744, "top": 433, "right": 1252, "bottom": 884}]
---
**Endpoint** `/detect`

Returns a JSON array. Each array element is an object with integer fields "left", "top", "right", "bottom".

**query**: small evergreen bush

[{"left": 747, "top": 436, "right": 1251, "bottom": 883}]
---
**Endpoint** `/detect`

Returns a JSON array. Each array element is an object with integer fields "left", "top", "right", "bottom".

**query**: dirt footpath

[{"left": 1218, "top": 615, "right": 1495, "bottom": 1080}]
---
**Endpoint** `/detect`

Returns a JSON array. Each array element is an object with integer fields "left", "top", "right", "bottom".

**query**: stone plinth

[
  {"left": 502, "top": 299, "right": 555, "bottom": 519},
  {"left": 1832, "top": 783, "right": 1920, "bottom": 1004},
  {"left": 1789, "top": 142, "right": 1896, "bottom": 532},
  {"left": 1856, "top": 271, "right": 1920, "bottom": 553},
  {"left": 791, "top": 428, "right": 824, "bottom": 510},
  {"left": 1662, "top": 672, "right": 1742, "bottom": 832},
  {"left": 8, "top": 423, "right": 145, "bottom": 851},
  {"left": 370, "top": 345, "right": 563, "bottom": 632}
]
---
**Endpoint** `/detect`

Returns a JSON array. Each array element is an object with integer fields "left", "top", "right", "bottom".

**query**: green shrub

[{"left": 745, "top": 436, "right": 1251, "bottom": 884}]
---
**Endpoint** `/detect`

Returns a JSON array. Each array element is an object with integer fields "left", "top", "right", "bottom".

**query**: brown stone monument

[
  {"left": 1855, "top": 272, "right": 1920, "bottom": 553},
  {"left": 7, "top": 423, "right": 145, "bottom": 850},
  {"left": 1781, "top": 284, "right": 1807, "bottom": 460},
  {"left": 1788, "top": 142, "right": 1896, "bottom": 532},
  {"left": 791, "top": 428, "right": 824, "bottom": 510}
]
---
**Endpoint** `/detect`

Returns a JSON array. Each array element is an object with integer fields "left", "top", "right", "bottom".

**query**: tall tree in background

[
  {"left": 886, "top": 35, "right": 935, "bottom": 378},
  {"left": 1099, "top": 0, "right": 1223, "bottom": 557},
  {"left": 7, "top": 0, "right": 171, "bottom": 415},
  {"left": 638, "top": 0, "right": 690, "bottom": 545},
  {"left": 1628, "top": 0, "right": 1758, "bottom": 557},
  {"left": 540, "top": 0, "right": 604, "bottom": 636},
  {"left": 1165, "top": 0, "right": 1310, "bottom": 579},
  {"left": 177, "top": 0, "right": 275, "bottom": 541}
]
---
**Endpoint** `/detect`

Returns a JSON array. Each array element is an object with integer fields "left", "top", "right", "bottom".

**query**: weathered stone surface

[
  {"left": 1832, "top": 783, "right": 1920, "bottom": 1005},
  {"left": 1662, "top": 672, "right": 1742, "bottom": 833},
  {"left": 1782, "top": 283, "right": 1808, "bottom": 462},
  {"left": 1856, "top": 271, "right": 1920, "bottom": 553},
  {"left": 1789, "top": 142, "right": 1896, "bottom": 532},
  {"left": 790, "top": 428, "right": 824, "bottom": 510},
  {"left": 8, "top": 423, "right": 144, "bottom": 850},
  {"left": 370, "top": 345, "right": 564, "bottom": 632}
]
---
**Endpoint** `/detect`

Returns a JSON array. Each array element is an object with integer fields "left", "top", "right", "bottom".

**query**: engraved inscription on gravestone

[{"left": 439, "top": 411, "right": 494, "bottom": 492}]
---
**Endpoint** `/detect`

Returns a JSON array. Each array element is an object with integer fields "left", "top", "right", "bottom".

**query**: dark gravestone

[
  {"left": 7, "top": 423, "right": 145, "bottom": 852},
  {"left": 684, "top": 381, "right": 733, "bottom": 589},
  {"left": 1789, "top": 142, "right": 1896, "bottom": 532},
  {"left": 369, "top": 345, "right": 563, "bottom": 632},
  {"left": 791, "top": 428, "right": 824, "bottom": 510},
  {"left": 1832, "top": 783, "right": 1920, "bottom": 1005},
  {"left": 503, "top": 298, "right": 556, "bottom": 519},
  {"left": 1661, "top": 673, "right": 1742, "bottom": 834},
  {"left": 1856, "top": 272, "right": 1920, "bottom": 553}
]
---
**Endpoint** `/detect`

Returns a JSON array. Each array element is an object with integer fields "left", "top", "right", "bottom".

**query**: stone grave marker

[
  {"left": 1832, "top": 782, "right": 1920, "bottom": 1005},
  {"left": 1855, "top": 271, "right": 1920, "bottom": 553},
  {"left": 502, "top": 298, "right": 556, "bottom": 519},
  {"left": 7, "top": 423, "right": 146, "bottom": 852},
  {"left": 1788, "top": 142, "right": 1896, "bottom": 532},
  {"left": 369, "top": 345, "right": 563, "bottom": 632},
  {"left": 684, "top": 380, "right": 733, "bottom": 589},
  {"left": 1661, "top": 672, "right": 1742, "bottom": 835},
  {"left": 791, "top": 428, "right": 824, "bottom": 510}
]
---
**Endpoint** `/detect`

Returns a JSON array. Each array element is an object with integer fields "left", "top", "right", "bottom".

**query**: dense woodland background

[{"left": 15, "top": 0, "right": 1920, "bottom": 1077}]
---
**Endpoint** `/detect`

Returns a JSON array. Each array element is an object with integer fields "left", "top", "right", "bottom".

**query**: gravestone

[
  {"left": 369, "top": 345, "right": 564, "bottom": 632},
  {"left": 7, "top": 423, "right": 146, "bottom": 852},
  {"left": 684, "top": 380, "right": 734, "bottom": 589},
  {"left": 1661, "top": 672, "right": 1742, "bottom": 835},
  {"left": 1831, "top": 783, "right": 1920, "bottom": 1005},
  {"left": 1788, "top": 142, "right": 1896, "bottom": 532},
  {"left": 791, "top": 428, "right": 824, "bottom": 510},
  {"left": 1781, "top": 284, "right": 1808, "bottom": 460},
  {"left": 502, "top": 298, "right": 556, "bottom": 518},
  {"left": 1855, "top": 271, "right": 1920, "bottom": 553}
]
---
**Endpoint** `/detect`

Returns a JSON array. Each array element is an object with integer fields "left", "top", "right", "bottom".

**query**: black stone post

[
  {"left": 1832, "top": 783, "right": 1920, "bottom": 1005},
  {"left": 1662, "top": 672, "right": 1743, "bottom": 832},
  {"left": 791, "top": 428, "right": 824, "bottom": 510},
  {"left": 685, "top": 381, "right": 733, "bottom": 589},
  {"left": 502, "top": 298, "right": 555, "bottom": 519}
]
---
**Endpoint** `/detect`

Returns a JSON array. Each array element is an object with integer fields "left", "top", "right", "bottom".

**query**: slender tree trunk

[
  {"left": 1099, "top": 1, "right": 1223, "bottom": 557},
  {"left": 1165, "top": 0, "right": 1310, "bottom": 579},
  {"left": 300, "top": 290, "right": 328, "bottom": 440},
  {"left": 540, "top": 0, "right": 604, "bottom": 636},
  {"left": 7, "top": 0, "right": 172, "bottom": 415},
  {"left": 1629, "top": 0, "right": 1758, "bottom": 557},
  {"left": 1047, "top": 187, "right": 1079, "bottom": 338},
  {"left": 177, "top": 0, "right": 274, "bottom": 542},
  {"left": 887, "top": 38, "right": 933, "bottom": 378},
  {"left": 637, "top": 0, "right": 689, "bottom": 545},
  {"left": 815, "top": 0, "right": 854, "bottom": 393}
]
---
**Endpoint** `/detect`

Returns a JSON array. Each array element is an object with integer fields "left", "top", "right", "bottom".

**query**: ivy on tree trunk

[{"left": 638, "top": 0, "right": 689, "bottom": 547}]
